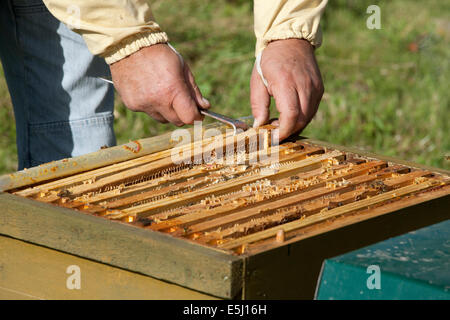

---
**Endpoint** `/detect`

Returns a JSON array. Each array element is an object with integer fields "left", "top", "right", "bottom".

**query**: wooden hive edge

[
  {"left": 300, "top": 137, "right": 450, "bottom": 176},
  {"left": 0, "top": 192, "right": 244, "bottom": 299},
  {"left": 0, "top": 118, "right": 254, "bottom": 192}
]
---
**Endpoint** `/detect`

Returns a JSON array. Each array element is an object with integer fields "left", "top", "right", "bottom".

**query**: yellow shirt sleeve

[
  {"left": 42, "top": 0, "right": 168, "bottom": 64},
  {"left": 254, "top": 0, "right": 328, "bottom": 56},
  {"left": 43, "top": 0, "right": 327, "bottom": 64}
]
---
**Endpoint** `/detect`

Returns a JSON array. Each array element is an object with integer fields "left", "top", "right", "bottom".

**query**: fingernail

[
  {"left": 271, "top": 128, "right": 280, "bottom": 146},
  {"left": 253, "top": 118, "right": 261, "bottom": 128},
  {"left": 202, "top": 97, "right": 210, "bottom": 107}
]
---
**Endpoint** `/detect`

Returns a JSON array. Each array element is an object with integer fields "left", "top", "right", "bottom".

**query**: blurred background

[{"left": 0, "top": 0, "right": 448, "bottom": 173}]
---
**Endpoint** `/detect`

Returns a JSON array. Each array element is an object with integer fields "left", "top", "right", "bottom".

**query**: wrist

[{"left": 266, "top": 38, "right": 314, "bottom": 51}]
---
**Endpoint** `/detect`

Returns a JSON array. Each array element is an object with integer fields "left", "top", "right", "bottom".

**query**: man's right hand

[{"left": 110, "top": 43, "right": 210, "bottom": 126}]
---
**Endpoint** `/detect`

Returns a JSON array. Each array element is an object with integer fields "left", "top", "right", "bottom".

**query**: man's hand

[
  {"left": 110, "top": 44, "right": 210, "bottom": 126},
  {"left": 251, "top": 39, "right": 324, "bottom": 141}
]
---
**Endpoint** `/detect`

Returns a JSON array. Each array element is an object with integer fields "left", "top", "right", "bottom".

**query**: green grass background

[{"left": 0, "top": 0, "right": 448, "bottom": 174}]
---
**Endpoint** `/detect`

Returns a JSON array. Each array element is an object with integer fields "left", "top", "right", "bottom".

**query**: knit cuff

[{"left": 104, "top": 31, "right": 169, "bottom": 64}]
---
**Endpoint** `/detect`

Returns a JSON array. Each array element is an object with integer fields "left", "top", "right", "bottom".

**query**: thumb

[
  {"left": 172, "top": 81, "right": 203, "bottom": 125},
  {"left": 184, "top": 64, "right": 210, "bottom": 110},
  {"left": 250, "top": 65, "right": 270, "bottom": 128}
]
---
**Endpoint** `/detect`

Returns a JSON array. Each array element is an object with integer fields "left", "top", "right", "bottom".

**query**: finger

[
  {"left": 184, "top": 64, "right": 210, "bottom": 110},
  {"left": 310, "top": 81, "right": 324, "bottom": 116},
  {"left": 172, "top": 83, "right": 203, "bottom": 125},
  {"left": 155, "top": 103, "right": 184, "bottom": 127},
  {"left": 250, "top": 66, "right": 271, "bottom": 128},
  {"left": 296, "top": 80, "right": 322, "bottom": 132},
  {"left": 296, "top": 88, "right": 313, "bottom": 132},
  {"left": 272, "top": 85, "right": 302, "bottom": 141},
  {"left": 146, "top": 110, "right": 169, "bottom": 124},
  {"left": 270, "top": 119, "right": 280, "bottom": 127}
]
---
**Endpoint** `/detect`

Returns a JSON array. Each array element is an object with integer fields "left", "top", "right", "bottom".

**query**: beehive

[{"left": 1, "top": 122, "right": 449, "bottom": 299}]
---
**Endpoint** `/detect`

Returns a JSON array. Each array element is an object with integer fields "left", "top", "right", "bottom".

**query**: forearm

[
  {"left": 253, "top": 0, "right": 328, "bottom": 56},
  {"left": 42, "top": 0, "right": 168, "bottom": 64}
]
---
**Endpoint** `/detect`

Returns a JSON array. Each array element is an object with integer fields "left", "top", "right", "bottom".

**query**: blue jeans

[{"left": 0, "top": 0, "right": 116, "bottom": 170}]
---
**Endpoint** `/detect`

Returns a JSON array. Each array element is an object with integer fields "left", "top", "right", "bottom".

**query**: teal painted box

[{"left": 316, "top": 220, "right": 450, "bottom": 300}]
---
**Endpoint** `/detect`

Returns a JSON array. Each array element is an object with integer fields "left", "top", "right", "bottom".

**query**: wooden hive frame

[{"left": 1, "top": 120, "right": 449, "bottom": 299}]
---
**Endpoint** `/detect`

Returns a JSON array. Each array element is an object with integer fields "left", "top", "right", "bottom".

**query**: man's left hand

[{"left": 250, "top": 38, "right": 324, "bottom": 141}]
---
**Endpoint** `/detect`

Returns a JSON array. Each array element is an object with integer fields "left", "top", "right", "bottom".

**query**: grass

[
  {"left": 0, "top": 0, "right": 448, "bottom": 174},
  {"left": 0, "top": 72, "right": 17, "bottom": 173}
]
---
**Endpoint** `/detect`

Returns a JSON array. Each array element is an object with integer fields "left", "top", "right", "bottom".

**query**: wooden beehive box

[{"left": 0, "top": 122, "right": 449, "bottom": 299}]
